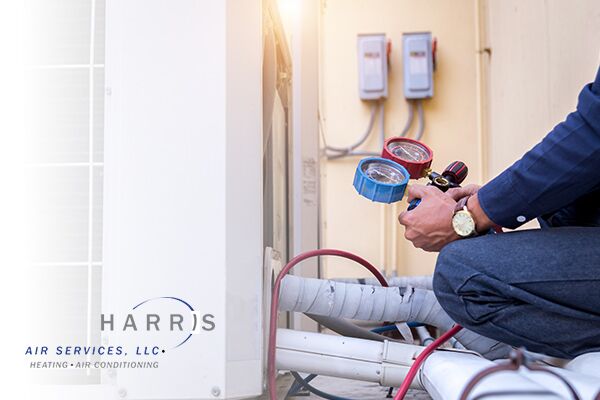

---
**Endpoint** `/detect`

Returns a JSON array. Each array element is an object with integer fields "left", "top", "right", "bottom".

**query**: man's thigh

[{"left": 435, "top": 227, "right": 600, "bottom": 317}]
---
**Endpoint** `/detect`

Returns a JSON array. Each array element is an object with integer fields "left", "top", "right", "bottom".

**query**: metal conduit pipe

[
  {"left": 420, "top": 351, "right": 562, "bottom": 400},
  {"left": 324, "top": 102, "right": 378, "bottom": 154},
  {"left": 276, "top": 328, "right": 424, "bottom": 389},
  {"left": 519, "top": 366, "right": 600, "bottom": 399},
  {"left": 277, "top": 329, "right": 565, "bottom": 400},
  {"left": 279, "top": 275, "right": 511, "bottom": 359},
  {"left": 416, "top": 325, "right": 434, "bottom": 346},
  {"left": 565, "top": 352, "right": 600, "bottom": 379}
]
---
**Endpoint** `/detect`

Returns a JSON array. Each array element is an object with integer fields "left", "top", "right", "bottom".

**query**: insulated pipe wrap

[
  {"left": 279, "top": 275, "right": 511, "bottom": 360},
  {"left": 334, "top": 275, "right": 434, "bottom": 290},
  {"left": 280, "top": 275, "right": 450, "bottom": 326}
]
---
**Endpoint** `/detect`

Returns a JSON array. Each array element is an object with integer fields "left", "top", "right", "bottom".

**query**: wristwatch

[{"left": 452, "top": 196, "right": 477, "bottom": 238}]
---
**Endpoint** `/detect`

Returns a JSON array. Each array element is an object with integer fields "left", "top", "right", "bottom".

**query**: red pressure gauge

[{"left": 382, "top": 137, "right": 433, "bottom": 179}]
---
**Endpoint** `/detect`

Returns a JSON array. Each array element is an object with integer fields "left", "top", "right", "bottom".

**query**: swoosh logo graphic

[{"left": 132, "top": 296, "right": 194, "bottom": 348}]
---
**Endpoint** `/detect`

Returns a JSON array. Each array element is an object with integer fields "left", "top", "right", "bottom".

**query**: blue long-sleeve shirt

[{"left": 478, "top": 67, "right": 600, "bottom": 229}]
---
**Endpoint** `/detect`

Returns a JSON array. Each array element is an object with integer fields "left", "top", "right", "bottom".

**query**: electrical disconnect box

[
  {"left": 402, "top": 32, "right": 434, "bottom": 99},
  {"left": 357, "top": 33, "right": 388, "bottom": 100}
]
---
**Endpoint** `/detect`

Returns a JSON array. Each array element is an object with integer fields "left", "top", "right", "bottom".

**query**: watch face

[{"left": 452, "top": 210, "right": 475, "bottom": 237}]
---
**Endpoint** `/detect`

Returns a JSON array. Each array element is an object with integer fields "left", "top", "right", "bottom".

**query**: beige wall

[
  {"left": 484, "top": 0, "right": 600, "bottom": 178},
  {"left": 321, "top": 0, "right": 482, "bottom": 278},
  {"left": 320, "top": 0, "right": 600, "bottom": 279}
]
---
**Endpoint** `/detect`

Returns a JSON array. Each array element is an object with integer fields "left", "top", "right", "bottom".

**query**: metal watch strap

[{"left": 454, "top": 195, "right": 471, "bottom": 213}]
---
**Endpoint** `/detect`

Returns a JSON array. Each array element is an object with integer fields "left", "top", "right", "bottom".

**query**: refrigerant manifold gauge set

[{"left": 353, "top": 137, "right": 468, "bottom": 206}]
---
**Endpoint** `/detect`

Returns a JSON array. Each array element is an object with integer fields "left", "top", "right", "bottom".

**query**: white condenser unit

[{"left": 101, "top": 0, "right": 276, "bottom": 398}]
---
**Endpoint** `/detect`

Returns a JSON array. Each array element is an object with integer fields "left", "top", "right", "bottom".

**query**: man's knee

[
  {"left": 434, "top": 240, "right": 514, "bottom": 327},
  {"left": 433, "top": 239, "right": 503, "bottom": 328},
  {"left": 433, "top": 240, "right": 472, "bottom": 296},
  {"left": 433, "top": 240, "right": 472, "bottom": 320}
]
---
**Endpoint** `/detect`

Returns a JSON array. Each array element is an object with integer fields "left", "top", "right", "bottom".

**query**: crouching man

[{"left": 398, "top": 67, "right": 600, "bottom": 359}]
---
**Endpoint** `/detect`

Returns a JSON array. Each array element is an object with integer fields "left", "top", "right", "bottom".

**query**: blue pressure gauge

[{"left": 353, "top": 157, "right": 410, "bottom": 203}]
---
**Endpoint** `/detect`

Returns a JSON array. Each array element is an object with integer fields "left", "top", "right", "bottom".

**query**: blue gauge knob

[{"left": 353, "top": 157, "right": 410, "bottom": 203}]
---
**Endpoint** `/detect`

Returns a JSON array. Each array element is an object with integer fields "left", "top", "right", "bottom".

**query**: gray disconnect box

[
  {"left": 403, "top": 32, "right": 434, "bottom": 99},
  {"left": 357, "top": 33, "right": 388, "bottom": 100}
]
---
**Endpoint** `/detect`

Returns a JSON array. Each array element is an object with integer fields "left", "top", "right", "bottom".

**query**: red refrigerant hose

[
  {"left": 267, "top": 249, "right": 389, "bottom": 400},
  {"left": 393, "top": 324, "right": 463, "bottom": 400},
  {"left": 267, "top": 248, "right": 463, "bottom": 400},
  {"left": 393, "top": 217, "right": 504, "bottom": 398}
]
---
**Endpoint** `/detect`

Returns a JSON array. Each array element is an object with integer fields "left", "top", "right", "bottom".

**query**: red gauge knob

[
  {"left": 442, "top": 161, "right": 468, "bottom": 185},
  {"left": 381, "top": 137, "right": 433, "bottom": 179}
]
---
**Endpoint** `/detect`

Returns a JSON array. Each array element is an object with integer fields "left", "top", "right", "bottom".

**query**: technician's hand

[
  {"left": 397, "top": 185, "right": 460, "bottom": 252},
  {"left": 446, "top": 184, "right": 481, "bottom": 201}
]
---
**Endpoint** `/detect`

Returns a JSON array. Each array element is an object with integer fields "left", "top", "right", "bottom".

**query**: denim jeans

[{"left": 433, "top": 208, "right": 600, "bottom": 358}]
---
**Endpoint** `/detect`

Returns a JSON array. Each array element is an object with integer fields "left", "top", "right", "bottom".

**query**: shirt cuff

[
  {"left": 478, "top": 171, "right": 536, "bottom": 229},
  {"left": 577, "top": 81, "right": 600, "bottom": 134}
]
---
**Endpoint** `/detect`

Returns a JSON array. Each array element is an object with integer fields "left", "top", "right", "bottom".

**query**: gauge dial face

[
  {"left": 388, "top": 141, "right": 431, "bottom": 163},
  {"left": 362, "top": 161, "right": 406, "bottom": 184}
]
